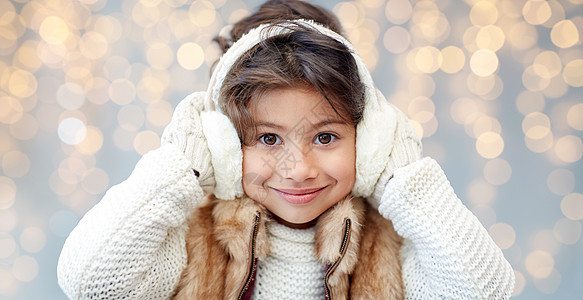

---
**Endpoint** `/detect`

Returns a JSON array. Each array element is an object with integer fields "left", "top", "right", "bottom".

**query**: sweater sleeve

[
  {"left": 57, "top": 144, "right": 203, "bottom": 300},
  {"left": 377, "top": 157, "right": 514, "bottom": 299}
]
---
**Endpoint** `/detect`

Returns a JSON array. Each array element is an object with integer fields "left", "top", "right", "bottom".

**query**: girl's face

[{"left": 242, "top": 86, "right": 356, "bottom": 226}]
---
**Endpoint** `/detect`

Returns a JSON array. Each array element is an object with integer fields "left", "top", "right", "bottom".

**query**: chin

[{"left": 271, "top": 212, "right": 319, "bottom": 229}]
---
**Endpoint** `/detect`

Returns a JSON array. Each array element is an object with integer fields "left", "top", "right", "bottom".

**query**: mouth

[{"left": 272, "top": 187, "right": 326, "bottom": 205}]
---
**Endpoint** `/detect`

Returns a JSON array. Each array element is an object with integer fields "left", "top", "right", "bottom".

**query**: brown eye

[
  {"left": 260, "top": 134, "right": 281, "bottom": 145},
  {"left": 316, "top": 133, "right": 335, "bottom": 144}
]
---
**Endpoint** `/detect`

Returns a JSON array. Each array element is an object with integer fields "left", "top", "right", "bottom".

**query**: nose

[{"left": 278, "top": 144, "right": 317, "bottom": 182}]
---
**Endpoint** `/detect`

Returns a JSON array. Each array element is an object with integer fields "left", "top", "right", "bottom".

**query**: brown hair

[
  {"left": 215, "top": 0, "right": 365, "bottom": 145},
  {"left": 214, "top": 0, "right": 344, "bottom": 53}
]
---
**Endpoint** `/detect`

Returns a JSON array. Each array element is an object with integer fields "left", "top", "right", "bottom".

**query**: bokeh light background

[{"left": 0, "top": 0, "right": 582, "bottom": 298}]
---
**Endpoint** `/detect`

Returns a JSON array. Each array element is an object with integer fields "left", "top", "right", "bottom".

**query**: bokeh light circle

[
  {"left": 483, "top": 158, "right": 512, "bottom": 186},
  {"left": 1, "top": 150, "right": 30, "bottom": 178},
  {"left": 476, "top": 25, "right": 505, "bottom": 51},
  {"left": 547, "top": 168, "right": 575, "bottom": 196},
  {"left": 553, "top": 218, "right": 582, "bottom": 245},
  {"left": 523, "top": 0, "right": 552, "bottom": 25},
  {"left": 522, "top": 112, "right": 551, "bottom": 140},
  {"left": 533, "top": 269, "right": 562, "bottom": 294},
  {"left": 133, "top": 130, "right": 160, "bottom": 155},
  {"left": 109, "top": 78, "right": 136, "bottom": 105},
  {"left": 39, "top": 16, "right": 70, "bottom": 45},
  {"left": 383, "top": 26, "right": 410, "bottom": 54},
  {"left": 58, "top": 117, "right": 87, "bottom": 145},
  {"left": 8, "top": 69, "right": 37, "bottom": 98},
  {"left": 476, "top": 131, "right": 504, "bottom": 159},
  {"left": 81, "top": 168, "right": 109, "bottom": 195},
  {"left": 57, "top": 82, "right": 86, "bottom": 110},
  {"left": 512, "top": 270, "right": 526, "bottom": 297},
  {"left": 554, "top": 135, "right": 583, "bottom": 163},
  {"left": 525, "top": 250, "right": 554, "bottom": 279},
  {"left": 0, "top": 234, "right": 17, "bottom": 259},
  {"left": 467, "top": 178, "right": 497, "bottom": 205},
  {"left": 470, "top": 1, "right": 498, "bottom": 26},
  {"left": 385, "top": 0, "right": 412, "bottom": 25},
  {"left": 470, "top": 49, "right": 498, "bottom": 77},
  {"left": 488, "top": 222, "right": 516, "bottom": 249},
  {"left": 567, "top": 103, "right": 583, "bottom": 130},
  {"left": 439, "top": 46, "right": 465, "bottom": 74},
  {"left": 533, "top": 51, "right": 562, "bottom": 79},
  {"left": 76, "top": 126, "right": 104, "bottom": 155},
  {"left": 12, "top": 255, "right": 38, "bottom": 282},
  {"left": 550, "top": 20, "right": 579, "bottom": 48},
  {"left": 177, "top": 42, "right": 204, "bottom": 70},
  {"left": 562, "top": 59, "right": 583, "bottom": 87},
  {"left": 0, "top": 177, "right": 17, "bottom": 210},
  {"left": 561, "top": 193, "right": 583, "bottom": 221},
  {"left": 19, "top": 227, "right": 46, "bottom": 253}
]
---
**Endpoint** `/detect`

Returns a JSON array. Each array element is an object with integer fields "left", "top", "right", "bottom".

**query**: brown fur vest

[{"left": 172, "top": 195, "right": 403, "bottom": 300}]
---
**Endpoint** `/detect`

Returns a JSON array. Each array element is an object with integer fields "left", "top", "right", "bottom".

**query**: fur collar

[
  {"left": 211, "top": 194, "right": 366, "bottom": 266},
  {"left": 173, "top": 195, "right": 403, "bottom": 299}
]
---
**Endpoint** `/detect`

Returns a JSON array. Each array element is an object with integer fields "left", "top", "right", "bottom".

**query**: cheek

[
  {"left": 321, "top": 146, "right": 356, "bottom": 186},
  {"left": 337, "top": 159, "right": 356, "bottom": 187},
  {"left": 242, "top": 148, "right": 270, "bottom": 194}
]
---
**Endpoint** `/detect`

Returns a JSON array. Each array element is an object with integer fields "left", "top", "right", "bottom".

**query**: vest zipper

[
  {"left": 324, "top": 218, "right": 352, "bottom": 300},
  {"left": 238, "top": 214, "right": 260, "bottom": 300}
]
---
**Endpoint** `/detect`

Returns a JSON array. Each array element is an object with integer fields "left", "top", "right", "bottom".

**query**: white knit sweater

[
  {"left": 57, "top": 145, "right": 514, "bottom": 299},
  {"left": 252, "top": 222, "right": 326, "bottom": 299}
]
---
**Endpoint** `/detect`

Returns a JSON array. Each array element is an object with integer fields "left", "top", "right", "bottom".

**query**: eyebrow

[
  {"left": 254, "top": 119, "right": 349, "bottom": 131},
  {"left": 312, "top": 119, "right": 349, "bottom": 129},
  {"left": 254, "top": 122, "right": 285, "bottom": 131}
]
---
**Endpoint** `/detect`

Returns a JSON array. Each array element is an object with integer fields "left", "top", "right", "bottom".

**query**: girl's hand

[
  {"left": 369, "top": 106, "right": 422, "bottom": 208},
  {"left": 161, "top": 92, "right": 215, "bottom": 194}
]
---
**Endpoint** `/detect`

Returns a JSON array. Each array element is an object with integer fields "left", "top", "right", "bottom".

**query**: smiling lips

[{"left": 273, "top": 187, "right": 326, "bottom": 205}]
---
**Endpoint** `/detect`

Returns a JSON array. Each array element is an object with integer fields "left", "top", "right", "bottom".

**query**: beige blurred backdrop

[{"left": 0, "top": 0, "right": 582, "bottom": 298}]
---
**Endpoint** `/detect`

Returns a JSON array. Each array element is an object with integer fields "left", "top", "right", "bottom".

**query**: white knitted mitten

[
  {"left": 161, "top": 92, "right": 215, "bottom": 194},
  {"left": 370, "top": 106, "right": 422, "bottom": 208},
  {"left": 378, "top": 157, "right": 515, "bottom": 298}
]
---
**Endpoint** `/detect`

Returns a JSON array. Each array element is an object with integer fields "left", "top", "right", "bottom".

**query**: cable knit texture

[
  {"left": 253, "top": 222, "right": 326, "bottom": 299},
  {"left": 57, "top": 144, "right": 203, "bottom": 299},
  {"left": 161, "top": 92, "right": 215, "bottom": 195},
  {"left": 378, "top": 157, "right": 515, "bottom": 299}
]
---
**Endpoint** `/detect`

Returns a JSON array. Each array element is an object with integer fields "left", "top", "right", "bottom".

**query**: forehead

[{"left": 250, "top": 87, "right": 345, "bottom": 125}]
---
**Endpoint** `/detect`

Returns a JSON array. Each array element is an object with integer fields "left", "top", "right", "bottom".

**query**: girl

[{"left": 57, "top": 1, "right": 514, "bottom": 299}]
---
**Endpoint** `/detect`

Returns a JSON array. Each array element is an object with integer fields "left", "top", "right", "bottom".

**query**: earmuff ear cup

[
  {"left": 351, "top": 89, "right": 396, "bottom": 198},
  {"left": 200, "top": 110, "right": 244, "bottom": 200},
  {"left": 369, "top": 101, "right": 423, "bottom": 208}
]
